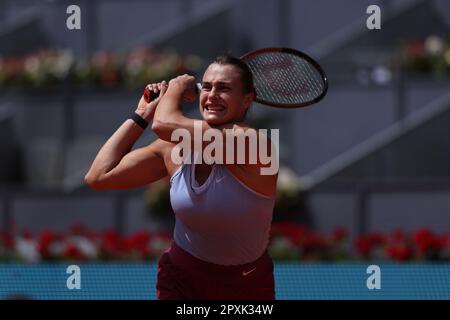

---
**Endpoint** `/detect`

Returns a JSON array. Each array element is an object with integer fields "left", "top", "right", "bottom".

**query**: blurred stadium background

[{"left": 0, "top": 0, "right": 450, "bottom": 299}]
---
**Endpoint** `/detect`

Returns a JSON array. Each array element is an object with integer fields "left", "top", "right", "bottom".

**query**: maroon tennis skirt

[{"left": 156, "top": 241, "right": 275, "bottom": 300}]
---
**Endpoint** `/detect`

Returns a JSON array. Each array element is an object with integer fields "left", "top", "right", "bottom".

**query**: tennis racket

[{"left": 144, "top": 47, "right": 328, "bottom": 108}]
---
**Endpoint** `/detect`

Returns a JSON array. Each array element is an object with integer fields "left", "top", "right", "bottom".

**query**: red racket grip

[
  {"left": 143, "top": 83, "right": 200, "bottom": 103},
  {"left": 143, "top": 88, "right": 159, "bottom": 103}
]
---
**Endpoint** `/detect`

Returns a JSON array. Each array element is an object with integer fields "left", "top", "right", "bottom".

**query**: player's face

[{"left": 200, "top": 63, "right": 253, "bottom": 125}]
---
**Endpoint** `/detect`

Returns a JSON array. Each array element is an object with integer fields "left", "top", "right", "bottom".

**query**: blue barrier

[{"left": 0, "top": 263, "right": 449, "bottom": 300}]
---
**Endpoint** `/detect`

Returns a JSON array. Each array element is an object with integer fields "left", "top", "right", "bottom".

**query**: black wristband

[{"left": 130, "top": 112, "right": 149, "bottom": 130}]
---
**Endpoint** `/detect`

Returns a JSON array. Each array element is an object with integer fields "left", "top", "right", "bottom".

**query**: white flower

[
  {"left": 277, "top": 166, "right": 301, "bottom": 192},
  {"left": 425, "top": 35, "right": 444, "bottom": 56},
  {"left": 50, "top": 49, "right": 74, "bottom": 79},
  {"left": 70, "top": 236, "right": 98, "bottom": 259},
  {"left": 24, "top": 56, "right": 41, "bottom": 75},
  {"left": 150, "top": 237, "right": 171, "bottom": 255},
  {"left": 15, "top": 238, "right": 40, "bottom": 263}
]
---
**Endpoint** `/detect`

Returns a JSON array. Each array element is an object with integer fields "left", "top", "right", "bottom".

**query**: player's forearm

[
  {"left": 152, "top": 87, "right": 187, "bottom": 141},
  {"left": 85, "top": 119, "right": 144, "bottom": 184}
]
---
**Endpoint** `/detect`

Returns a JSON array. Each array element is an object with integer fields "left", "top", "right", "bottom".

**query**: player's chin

[
  {"left": 202, "top": 115, "right": 230, "bottom": 126},
  {"left": 202, "top": 111, "right": 228, "bottom": 125},
  {"left": 204, "top": 117, "right": 225, "bottom": 126}
]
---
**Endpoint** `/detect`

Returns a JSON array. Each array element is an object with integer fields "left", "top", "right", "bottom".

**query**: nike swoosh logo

[
  {"left": 242, "top": 267, "right": 256, "bottom": 276},
  {"left": 216, "top": 176, "right": 226, "bottom": 183}
]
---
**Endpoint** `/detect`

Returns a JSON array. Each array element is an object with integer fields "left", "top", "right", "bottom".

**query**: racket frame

[{"left": 240, "top": 47, "right": 328, "bottom": 108}]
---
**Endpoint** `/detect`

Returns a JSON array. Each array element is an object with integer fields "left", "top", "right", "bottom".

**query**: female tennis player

[{"left": 85, "top": 55, "right": 278, "bottom": 300}]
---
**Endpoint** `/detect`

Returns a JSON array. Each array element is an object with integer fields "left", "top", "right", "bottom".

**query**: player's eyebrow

[{"left": 201, "top": 81, "right": 233, "bottom": 86}]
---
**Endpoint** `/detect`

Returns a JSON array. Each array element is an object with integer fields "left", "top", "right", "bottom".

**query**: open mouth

[{"left": 205, "top": 105, "right": 226, "bottom": 114}]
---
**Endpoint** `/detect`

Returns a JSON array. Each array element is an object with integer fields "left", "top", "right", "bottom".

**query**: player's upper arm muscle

[{"left": 92, "top": 140, "right": 167, "bottom": 190}]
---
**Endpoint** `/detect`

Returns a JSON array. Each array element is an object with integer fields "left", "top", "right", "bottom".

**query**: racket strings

[{"left": 245, "top": 52, "right": 325, "bottom": 105}]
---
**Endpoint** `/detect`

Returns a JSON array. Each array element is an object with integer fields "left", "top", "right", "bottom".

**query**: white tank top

[{"left": 169, "top": 160, "right": 275, "bottom": 266}]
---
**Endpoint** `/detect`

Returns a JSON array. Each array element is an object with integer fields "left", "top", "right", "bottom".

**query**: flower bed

[
  {"left": 0, "top": 47, "right": 202, "bottom": 89},
  {"left": 270, "top": 222, "right": 450, "bottom": 262},
  {"left": 0, "top": 223, "right": 448, "bottom": 263},
  {"left": 401, "top": 36, "right": 450, "bottom": 75},
  {"left": 0, "top": 225, "right": 172, "bottom": 263}
]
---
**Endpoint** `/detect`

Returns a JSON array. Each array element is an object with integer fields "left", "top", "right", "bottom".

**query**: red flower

[
  {"left": 0, "top": 230, "right": 15, "bottom": 249},
  {"left": 386, "top": 242, "right": 413, "bottom": 261},
  {"left": 413, "top": 228, "right": 437, "bottom": 254},
  {"left": 92, "top": 51, "right": 114, "bottom": 68},
  {"left": 368, "top": 233, "right": 387, "bottom": 246},
  {"left": 37, "top": 230, "right": 62, "bottom": 259},
  {"left": 404, "top": 39, "right": 425, "bottom": 60},
  {"left": 355, "top": 235, "right": 372, "bottom": 257},
  {"left": 302, "top": 232, "right": 327, "bottom": 251},
  {"left": 138, "top": 246, "right": 152, "bottom": 260},
  {"left": 434, "top": 234, "right": 449, "bottom": 251},
  {"left": 124, "top": 230, "right": 151, "bottom": 257},
  {"left": 3, "top": 57, "right": 24, "bottom": 79},
  {"left": 100, "top": 229, "right": 124, "bottom": 258},
  {"left": 63, "top": 243, "right": 87, "bottom": 261},
  {"left": 354, "top": 233, "right": 386, "bottom": 258},
  {"left": 331, "top": 227, "right": 348, "bottom": 242},
  {"left": 270, "top": 222, "right": 306, "bottom": 246}
]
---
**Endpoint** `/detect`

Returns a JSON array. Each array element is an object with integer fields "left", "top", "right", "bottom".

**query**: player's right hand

[{"left": 135, "top": 81, "right": 168, "bottom": 121}]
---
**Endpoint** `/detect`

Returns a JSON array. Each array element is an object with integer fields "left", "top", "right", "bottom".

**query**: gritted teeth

[{"left": 205, "top": 105, "right": 226, "bottom": 111}]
